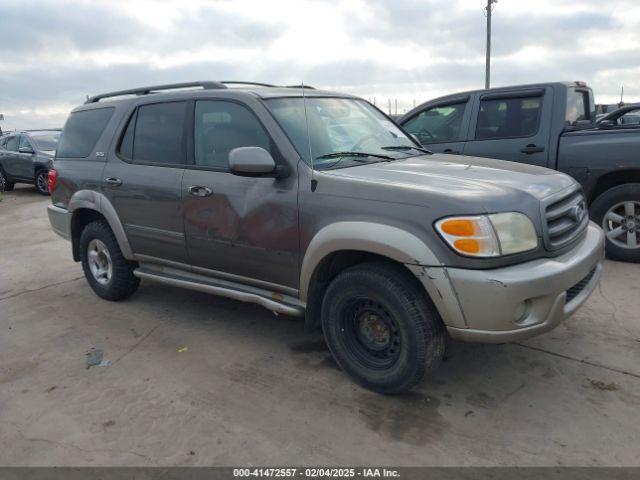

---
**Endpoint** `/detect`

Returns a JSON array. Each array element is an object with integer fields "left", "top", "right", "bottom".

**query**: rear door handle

[
  {"left": 443, "top": 149, "right": 460, "bottom": 154},
  {"left": 188, "top": 185, "right": 213, "bottom": 197},
  {"left": 520, "top": 144, "right": 545, "bottom": 154},
  {"left": 104, "top": 177, "right": 122, "bottom": 186}
]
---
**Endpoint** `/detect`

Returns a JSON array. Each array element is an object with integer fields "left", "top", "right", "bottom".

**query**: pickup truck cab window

[
  {"left": 566, "top": 88, "right": 591, "bottom": 125},
  {"left": 475, "top": 96, "right": 542, "bottom": 140},
  {"left": 194, "top": 100, "right": 271, "bottom": 170},
  {"left": 402, "top": 102, "right": 466, "bottom": 144}
]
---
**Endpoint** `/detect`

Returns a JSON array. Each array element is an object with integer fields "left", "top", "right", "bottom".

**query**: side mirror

[
  {"left": 229, "top": 147, "right": 288, "bottom": 178},
  {"left": 598, "top": 119, "right": 615, "bottom": 128},
  {"left": 18, "top": 146, "right": 34, "bottom": 154}
]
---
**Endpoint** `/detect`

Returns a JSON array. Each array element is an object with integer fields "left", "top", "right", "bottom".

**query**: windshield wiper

[
  {"left": 381, "top": 145, "right": 433, "bottom": 154},
  {"left": 315, "top": 151, "right": 395, "bottom": 161}
]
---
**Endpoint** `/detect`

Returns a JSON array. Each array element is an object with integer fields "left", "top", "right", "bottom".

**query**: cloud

[{"left": 0, "top": 0, "right": 639, "bottom": 130}]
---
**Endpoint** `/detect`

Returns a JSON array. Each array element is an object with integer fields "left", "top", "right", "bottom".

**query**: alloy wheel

[
  {"left": 87, "top": 239, "right": 113, "bottom": 285},
  {"left": 602, "top": 201, "right": 640, "bottom": 249}
]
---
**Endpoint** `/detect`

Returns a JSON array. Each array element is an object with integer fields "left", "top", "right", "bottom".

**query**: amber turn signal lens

[
  {"left": 453, "top": 238, "right": 480, "bottom": 254},
  {"left": 440, "top": 219, "right": 475, "bottom": 237}
]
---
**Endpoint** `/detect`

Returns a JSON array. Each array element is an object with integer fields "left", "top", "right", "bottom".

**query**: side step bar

[{"left": 134, "top": 268, "right": 305, "bottom": 317}]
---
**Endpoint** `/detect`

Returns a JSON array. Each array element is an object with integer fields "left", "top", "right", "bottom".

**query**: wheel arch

[
  {"left": 68, "top": 190, "right": 134, "bottom": 262},
  {"left": 588, "top": 170, "right": 640, "bottom": 204},
  {"left": 300, "top": 222, "right": 442, "bottom": 331}
]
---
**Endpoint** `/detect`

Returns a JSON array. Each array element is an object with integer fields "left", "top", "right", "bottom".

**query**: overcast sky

[{"left": 1, "top": 0, "right": 639, "bottom": 130}]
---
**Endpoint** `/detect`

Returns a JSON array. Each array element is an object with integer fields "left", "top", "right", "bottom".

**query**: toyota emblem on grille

[{"left": 570, "top": 203, "right": 585, "bottom": 222}]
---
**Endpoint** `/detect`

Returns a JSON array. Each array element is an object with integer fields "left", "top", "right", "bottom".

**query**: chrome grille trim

[{"left": 541, "top": 185, "right": 589, "bottom": 251}]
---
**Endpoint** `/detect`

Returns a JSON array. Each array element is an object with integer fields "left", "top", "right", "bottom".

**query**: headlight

[{"left": 435, "top": 212, "right": 538, "bottom": 257}]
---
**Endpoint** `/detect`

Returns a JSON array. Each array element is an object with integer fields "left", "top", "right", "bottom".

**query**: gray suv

[
  {"left": 47, "top": 81, "right": 605, "bottom": 393},
  {"left": 0, "top": 130, "right": 60, "bottom": 194}
]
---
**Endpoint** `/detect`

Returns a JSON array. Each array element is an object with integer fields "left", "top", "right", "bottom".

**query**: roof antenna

[{"left": 301, "top": 81, "right": 317, "bottom": 192}]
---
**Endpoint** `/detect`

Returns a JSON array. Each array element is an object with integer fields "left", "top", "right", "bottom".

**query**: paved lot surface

[{"left": 1, "top": 184, "right": 639, "bottom": 466}]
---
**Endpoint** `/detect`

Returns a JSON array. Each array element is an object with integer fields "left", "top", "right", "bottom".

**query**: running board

[{"left": 134, "top": 268, "right": 305, "bottom": 317}]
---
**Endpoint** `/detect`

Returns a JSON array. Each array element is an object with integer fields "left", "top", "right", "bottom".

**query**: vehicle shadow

[{"left": 128, "top": 280, "right": 558, "bottom": 405}]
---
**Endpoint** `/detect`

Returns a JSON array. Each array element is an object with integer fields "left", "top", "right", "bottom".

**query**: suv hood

[{"left": 325, "top": 153, "right": 575, "bottom": 202}]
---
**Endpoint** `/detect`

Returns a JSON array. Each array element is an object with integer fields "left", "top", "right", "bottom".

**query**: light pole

[{"left": 485, "top": 0, "right": 497, "bottom": 89}]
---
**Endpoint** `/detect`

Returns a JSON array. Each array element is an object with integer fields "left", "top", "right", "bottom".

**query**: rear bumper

[
  {"left": 47, "top": 204, "right": 72, "bottom": 240},
  {"left": 411, "top": 222, "right": 605, "bottom": 343}
]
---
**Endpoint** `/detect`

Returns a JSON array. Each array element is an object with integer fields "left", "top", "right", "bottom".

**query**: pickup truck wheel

[
  {"left": 35, "top": 170, "right": 50, "bottom": 195},
  {"left": 591, "top": 184, "right": 640, "bottom": 263},
  {"left": 79, "top": 220, "right": 140, "bottom": 300},
  {"left": 321, "top": 262, "right": 446, "bottom": 394}
]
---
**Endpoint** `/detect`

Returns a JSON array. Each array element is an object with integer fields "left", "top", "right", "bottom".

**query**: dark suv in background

[{"left": 0, "top": 130, "right": 60, "bottom": 194}]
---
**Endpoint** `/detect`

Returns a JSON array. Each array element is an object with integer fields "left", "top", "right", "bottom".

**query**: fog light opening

[{"left": 513, "top": 300, "right": 532, "bottom": 326}]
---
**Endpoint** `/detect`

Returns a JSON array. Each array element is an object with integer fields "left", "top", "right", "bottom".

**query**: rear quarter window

[{"left": 57, "top": 107, "right": 115, "bottom": 158}]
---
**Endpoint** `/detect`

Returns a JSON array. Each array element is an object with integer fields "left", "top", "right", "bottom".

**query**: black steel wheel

[{"left": 321, "top": 262, "right": 446, "bottom": 394}]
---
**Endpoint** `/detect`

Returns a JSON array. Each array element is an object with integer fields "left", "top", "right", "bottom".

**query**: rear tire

[
  {"left": 79, "top": 220, "right": 140, "bottom": 300},
  {"left": 0, "top": 170, "right": 14, "bottom": 191},
  {"left": 590, "top": 183, "right": 640, "bottom": 263},
  {"left": 35, "top": 169, "right": 50, "bottom": 195},
  {"left": 321, "top": 262, "right": 446, "bottom": 394}
]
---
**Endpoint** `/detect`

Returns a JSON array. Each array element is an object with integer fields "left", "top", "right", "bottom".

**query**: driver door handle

[
  {"left": 104, "top": 177, "right": 122, "bottom": 186},
  {"left": 443, "top": 149, "right": 460, "bottom": 154},
  {"left": 520, "top": 144, "right": 545, "bottom": 154},
  {"left": 188, "top": 185, "right": 213, "bottom": 197}
]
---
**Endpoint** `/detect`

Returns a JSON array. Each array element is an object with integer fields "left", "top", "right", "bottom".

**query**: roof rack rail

[
  {"left": 221, "top": 81, "right": 315, "bottom": 89},
  {"left": 221, "top": 81, "right": 278, "bottom": 88},
  {"left": 85, "top": 81, "right": 227, "bottom": 104}
]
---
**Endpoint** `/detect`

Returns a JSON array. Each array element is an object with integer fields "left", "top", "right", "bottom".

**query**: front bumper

[
  {"left": 413, "top": 222, "right": 605, "bottom": 343},
  {"left": 47, "top": 204, "right": 72, "bottom": 240}
]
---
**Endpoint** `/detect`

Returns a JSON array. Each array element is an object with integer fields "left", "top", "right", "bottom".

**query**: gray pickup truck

[
  {"left": 399, "top": 81, "right": 640, "bottom": 262},
  {"left": 47, "top": 81, "right": 604, "bottom": 393}
]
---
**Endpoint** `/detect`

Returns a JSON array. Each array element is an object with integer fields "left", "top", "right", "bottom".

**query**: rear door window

[
  {"left": 5, "top": 136, "right": 18, "bottom": 152},
  {"left": 57, "top": 107, "right": 114, "bottom": 158},
  {"left": 475, "top": 96, "right": 542, "bottom": 140},
  {"left": 403, "top": 103, "right": 467, "bottom": 144},
  {"left": 119, "top": 102, "right": 187, "bottom": 165}
]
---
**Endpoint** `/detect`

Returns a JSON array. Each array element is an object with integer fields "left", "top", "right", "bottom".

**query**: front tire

[
  {"left": 321, "top": 262, "right": 446, "bottom": 394},
  {"left": 35, "top": 169, "right": 50, "bottom": 195},
  {"left": 79, "top": 220, "right": 140, "bottom": 300},
  {"left": 590, "top": 183, "right": 640, "bottom": 263}
]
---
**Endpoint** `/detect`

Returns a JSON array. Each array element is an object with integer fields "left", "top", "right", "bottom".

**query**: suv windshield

[
  {"left": 31, "top": 133, "right": 60, "bottom": 152},
  {"left": 265, "top": 97, "right": 418, "bottom": 169}
]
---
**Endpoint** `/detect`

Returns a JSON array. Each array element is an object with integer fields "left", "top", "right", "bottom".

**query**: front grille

[
  {"left": 543, "top": 188, "right": 589, "bottom": 250},
  {"left": 565, "top": 267, "right": 597, "bottom": 304}
]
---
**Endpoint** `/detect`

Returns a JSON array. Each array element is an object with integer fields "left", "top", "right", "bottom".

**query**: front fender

[{"left": 299, "top": 221, "right": 441, "bottom": 301}]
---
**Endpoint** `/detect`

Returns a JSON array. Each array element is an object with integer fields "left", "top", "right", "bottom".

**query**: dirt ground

[{"left": 1, "top": 184, "right": 639, "bottom": 466}]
